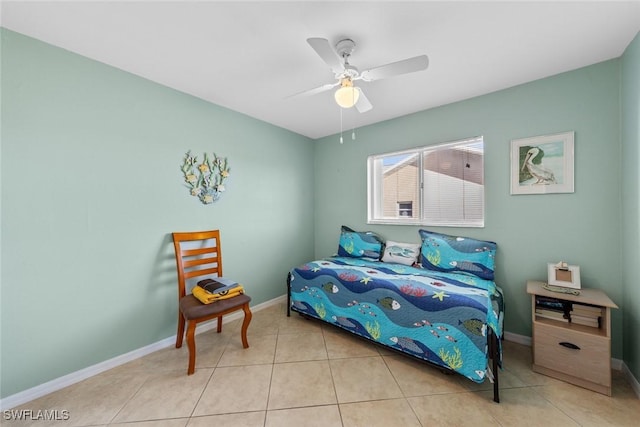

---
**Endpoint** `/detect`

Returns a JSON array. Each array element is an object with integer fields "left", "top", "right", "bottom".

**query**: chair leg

[
  {"left": 186, "top": 321, "right": 197, "bottom": 375},
  {"left": 241, "top": 303, "right": 252, "bottom": 349},
  {"left": 176, "top": 312, "right": 186, "bottom": 348},
  {"left": 217, "top": 315, "right": 222, "bottom": 333}
]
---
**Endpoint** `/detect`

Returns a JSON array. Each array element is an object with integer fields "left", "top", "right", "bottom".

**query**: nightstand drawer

[{"left": 534, "top": 323, "right": 610, "bottom": 386}]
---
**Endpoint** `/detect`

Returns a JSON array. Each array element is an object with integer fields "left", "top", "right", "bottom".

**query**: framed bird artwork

[{"left": 510, "top": 131, "right": 575, "bottom": 195}]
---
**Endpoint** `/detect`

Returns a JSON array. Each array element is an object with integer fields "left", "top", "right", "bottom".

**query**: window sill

[{"left": 367, "top": 219, "right": 484, "bottom": 228}]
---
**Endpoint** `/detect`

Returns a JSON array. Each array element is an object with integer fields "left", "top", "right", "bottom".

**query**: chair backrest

[{"left": 172, "top": 230, "right": 223, "bottom": 298}]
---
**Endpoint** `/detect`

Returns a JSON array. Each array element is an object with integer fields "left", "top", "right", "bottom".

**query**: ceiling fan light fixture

[{"left": 334, "top": 79, "right": 360, "bottom": 108}]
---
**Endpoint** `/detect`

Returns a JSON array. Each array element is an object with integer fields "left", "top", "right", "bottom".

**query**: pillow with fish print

[
  {"left": 418, "top": 229, "right": 496, "bottom": 280},
  {"left": 381, "top": 240, "right": 421, "bottom": 266},
  {"left": 337, "top": 225, "right": 384, "bottom": 261}
]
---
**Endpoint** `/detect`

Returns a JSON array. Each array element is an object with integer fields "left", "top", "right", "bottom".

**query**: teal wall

[
  {"left": 2, "top": 26, "right": 638, "bottom": 400},
  {"left": 314, "top": 60, "right": 624, "bottom": 359},
  {"left": 0, "top": 29, "right": 315, "bottom": 398},
  {"left": 622, "top": 32, "right": 640, "bottom": 381}
]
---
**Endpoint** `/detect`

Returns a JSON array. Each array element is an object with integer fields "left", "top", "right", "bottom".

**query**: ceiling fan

[{"left": 292, "top": 37, "right": 429, "bottom": 112}]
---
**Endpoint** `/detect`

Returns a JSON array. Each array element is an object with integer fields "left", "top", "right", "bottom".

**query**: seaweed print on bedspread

[{"left": 289, "top": 257, "right": 503, "bottom": 383}]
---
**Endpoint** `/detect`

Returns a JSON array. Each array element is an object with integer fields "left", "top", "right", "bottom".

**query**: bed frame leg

[
  {"left": 286, "top": 273, "right": 291, "bottom": 317},
  {"left": 489, "top": 327, "right": 500, "bottom": 403}
]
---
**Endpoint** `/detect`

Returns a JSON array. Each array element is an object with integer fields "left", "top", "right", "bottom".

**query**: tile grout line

[
  {"left": 527, "top": 384, "right": 584, "bottom": 426},
  {"left": 106, "top": 372, "right": 152, "bottom": 425},
  {"left": 322, "top": 325, "right": 346, "bottom": 426},
  {"left": 379, "top": 353, "right": 425, "bottom": 426},
  {"left": 264, "top": 331, "right": 280, "bottom": 416},
  {"left": 187, "top": 366, "right": 217, "bottom": 420}
]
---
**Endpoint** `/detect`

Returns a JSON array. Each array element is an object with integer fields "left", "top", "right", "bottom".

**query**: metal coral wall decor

[{"left": 180, "top": 151, "right": 230, "bottom": 204}]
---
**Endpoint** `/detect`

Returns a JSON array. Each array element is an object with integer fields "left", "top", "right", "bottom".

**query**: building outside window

[{"left": 367, "top": 136, "right": 484, "bottom": 227}]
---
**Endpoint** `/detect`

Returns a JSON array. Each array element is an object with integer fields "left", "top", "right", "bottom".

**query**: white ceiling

[{"left": 2, "top": 1, "right": 639, "bottom": 139}]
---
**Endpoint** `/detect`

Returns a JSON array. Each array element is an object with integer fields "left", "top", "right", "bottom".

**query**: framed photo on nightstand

[{"left": 547, "top": 262, "right": 581, "bottom": 289}]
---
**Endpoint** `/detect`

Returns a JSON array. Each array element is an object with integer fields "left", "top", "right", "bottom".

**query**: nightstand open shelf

[
  {"left": 533, "top": 316, "right": 609, "bottom": 338},
  {"left": 526, "top": 280, "right": 618, "bottom": 396}
]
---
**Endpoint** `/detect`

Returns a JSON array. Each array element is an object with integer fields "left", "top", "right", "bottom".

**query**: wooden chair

[{"left": 172, "top": 230, "right": 252, "bottom": 375}]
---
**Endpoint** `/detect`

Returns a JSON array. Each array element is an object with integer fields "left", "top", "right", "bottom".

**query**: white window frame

[{"left": 367, "top": 136, "right": 485, "bottom": 227}]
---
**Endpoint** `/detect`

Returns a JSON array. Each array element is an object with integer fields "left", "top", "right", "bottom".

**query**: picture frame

[
  {"left": 510, "top": 131, "right": 575, "bottom": 195},
  {"left": 547, "top": 262, "right": 581, "bottom": 290}
]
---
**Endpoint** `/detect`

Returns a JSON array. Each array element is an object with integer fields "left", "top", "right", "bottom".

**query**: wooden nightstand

[{"left": 526, "top": 280, "right": 618, "bottom": 396}]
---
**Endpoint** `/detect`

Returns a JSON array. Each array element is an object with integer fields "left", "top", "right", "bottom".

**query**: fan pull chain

[
  {"left": 339, "top": 107, "right": 344, "bottom": 144},
  {"left": 352, "top": 108, "right": 356, "bottom": 141}
]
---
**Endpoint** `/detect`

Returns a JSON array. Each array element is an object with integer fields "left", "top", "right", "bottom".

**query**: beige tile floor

[{"left": 6, "top": 302, "right": 639, "bottom": 427}]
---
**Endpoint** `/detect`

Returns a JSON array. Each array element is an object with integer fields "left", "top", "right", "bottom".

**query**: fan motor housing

[{"left": 335, "top": 38, "right": 356, "bottom": 58}]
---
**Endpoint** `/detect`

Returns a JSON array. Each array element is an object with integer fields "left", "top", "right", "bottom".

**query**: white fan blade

[
  {"left": 360, "top": 55, "right": 429, "bottom": 82},
  {"left": 355, "top": 88, "right": 373, "bottom": 113},
  {"left": 287, "top": 81, "right": 340, "bottom": 99},
  {"left": 307, "top": 38, "right": 345, "bottom": 74}
]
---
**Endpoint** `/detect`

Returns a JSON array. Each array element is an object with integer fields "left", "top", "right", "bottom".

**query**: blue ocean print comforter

[{"left": 289, "top": 257, "right": 504, "bottom": 383}]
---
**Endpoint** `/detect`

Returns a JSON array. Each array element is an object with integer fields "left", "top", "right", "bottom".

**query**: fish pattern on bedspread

[{"left": 289, "top": 257, "right": 504, "bottom": 383}]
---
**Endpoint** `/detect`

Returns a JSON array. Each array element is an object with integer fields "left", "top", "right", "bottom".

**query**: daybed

[{"left": 287, "top": 226, "right": 504, "bottom": 402}]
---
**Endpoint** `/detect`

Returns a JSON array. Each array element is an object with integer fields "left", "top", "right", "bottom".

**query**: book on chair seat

[{"left": 197, "top": 277, "right": 240, "bottom": 294}]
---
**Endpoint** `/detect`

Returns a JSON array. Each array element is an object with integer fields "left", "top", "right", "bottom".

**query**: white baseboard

[
  {"left": 4, "top": 301, "right": 636, "bottom": 409},
  {"left": 0, "top": 295, "right": 286, "bottom": 410},
  {"left": 503, "top": 331, "right": 531, "bottom": 346},
  {"left": 621, "top": 357, "right": 640, "bottom": 399}
]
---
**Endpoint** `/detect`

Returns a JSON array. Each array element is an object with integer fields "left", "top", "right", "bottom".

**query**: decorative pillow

[
  {"left": 381, "top": 240, "right": 421, "bottom": 266},
  {"left": 337, "top": 225, "right": 384, "bottom": 261},
  {"left": 418, "top": 229, "right": 496, "bottom": 280}
]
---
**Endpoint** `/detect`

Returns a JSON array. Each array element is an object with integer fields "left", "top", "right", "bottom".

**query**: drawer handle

[{"left": 559, "top": 341, "right": 580, "bottom": 350}]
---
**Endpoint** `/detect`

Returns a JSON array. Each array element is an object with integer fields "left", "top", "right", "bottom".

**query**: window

[
  {"left": 398, "top": 202, "right": 413, "bottom": 217},
  {"left": 367, "top": 136, "right": 484, "bottom": 227}
]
